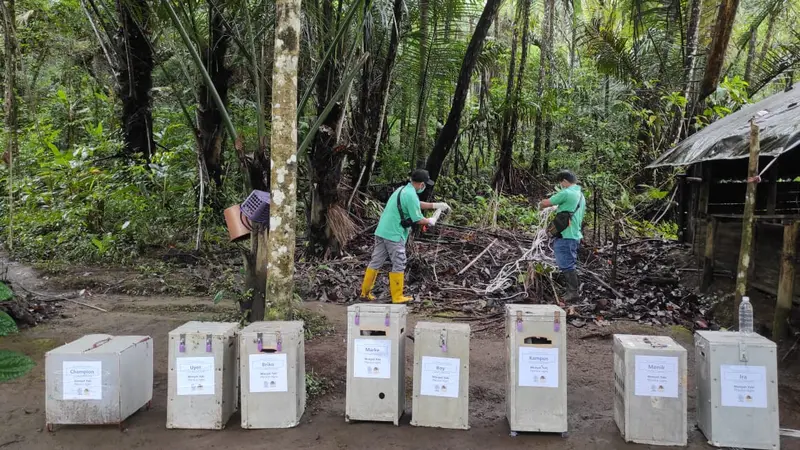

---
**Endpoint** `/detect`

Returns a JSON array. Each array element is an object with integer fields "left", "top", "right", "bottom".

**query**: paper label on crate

[
  {"left": 420, "top": 356, "right": 460, "bottom": 398},
  {"left": 353, "top": 339, "right": 391, "bottom": 379},
  {"left": 249, "top": 353, "right": 288, "bottom": 393},
  {"left": 720, "top": 365, "right": 768, "bottom": 408},
  {"left": 62, "top": 361, "right": 102, "bottom": 400},
  {"left": 634, "top": 355, "right": 679, "bottom": 398},
  {"left": 518, "top": 347, "right": 559, "bottom": 388},
  {"left": 176, "top": 357, "right": 215, "bottom": 396}
]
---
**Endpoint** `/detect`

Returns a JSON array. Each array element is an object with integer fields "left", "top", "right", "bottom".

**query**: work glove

[
  {"left": 432, "top": 202, "right": 451, "bottom": 211},
  {"left": 428, "top": 217, "right": 438, "bottom": 227}
]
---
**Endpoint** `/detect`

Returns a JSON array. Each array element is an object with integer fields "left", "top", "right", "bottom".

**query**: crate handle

[
  {"left": 523, "top": 336, "right": 552, "bottom": 345},
  {"left": 360, "top": 330, "right": 386, "bottom": 336}
]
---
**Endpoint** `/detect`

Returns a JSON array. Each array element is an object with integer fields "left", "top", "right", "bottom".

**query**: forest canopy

[{"left": 0, "top": 0, "right": 797, "bottom": 265}]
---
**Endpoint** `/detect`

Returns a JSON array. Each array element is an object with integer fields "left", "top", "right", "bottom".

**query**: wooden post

[
  {"left": 766, "top": 164, "right": 778, "bottom": 215},
  {"left": 773, "top": 221, "right": 799, "bottom": 341},
  {"left": 734, "top": 120, "right": 761, "bottom": 321},
  {"left": 701, "top": 217, "right": 717, "bottom": 292},
  {"left": 695, "top": 164, "right": 712, "bottom": 255},
  {"left": 677, "top": 174, "right": 687, "bottom": 243},
  {"left": 611, "top": 219, "right": 621, "bottom": 287}
]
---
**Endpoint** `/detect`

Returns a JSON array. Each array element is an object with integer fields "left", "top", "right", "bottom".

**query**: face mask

[{"left": 416, "top": 185, "right": 425, "bottom": 194}]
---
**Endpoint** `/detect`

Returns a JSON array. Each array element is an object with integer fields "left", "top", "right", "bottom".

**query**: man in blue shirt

[{"left": 539, "top": 170, "right": 585, "bottom": 301}]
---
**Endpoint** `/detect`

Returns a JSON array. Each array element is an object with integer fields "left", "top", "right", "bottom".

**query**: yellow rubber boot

[
  {"left": 389, "top": 272, "right": 412, "bottom": 304},
  {"left": 360, "top": 268, "right": 378, "bottom": 301}
]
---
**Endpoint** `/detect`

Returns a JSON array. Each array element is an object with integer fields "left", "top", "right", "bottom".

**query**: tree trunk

[
  {"left": 757, "top": 8, "right": 778, "bottom": 70},
  {"left": 494, "top": 0, "right": 531, "bottom": 190},
  {"left": 530, "top": 0, "right": 555, "bottom": 174},
  {"left": 361, "top": 0, "right": 404, "bottom": 192},
  {"left": 307, "top": 0, "right": 352, "bottom": 258},
  {"left": 1, "top": 0, "right": 18, "bottom": 251},
  {"left": 197, "top": 2, "right": 232, "bottom": 188},
  {"left": 413, "top": 0, "right": 430, "bottom": 168},
  {"left": 493, "top": 7, "right": 519, "bottom": 190},
  {"left": 698, "top": 0, "right": 740, "bottom": 101},
  {"left": 436, "top": 9, "right": 453, "bottom": 124},
  {"left": 734, "top": 121, "right": 760, "bottom": 323},
  {"left": 744, "top": 26, "right": 756, "bottom": 85},
  {"left": 115, "top": 0, "right": 155, "bottom": 162},
  {"left": 265, "top": 0, "right": 301, "bottom": 319},
  {"left": 423, "top": 0, "right": 503, "bottom": 184},
  {"left": 680, "top": 0, "right": 703, "bottom": 139},
  {"left": 308, "top": 104, "right": 350, "bottom": 258}
]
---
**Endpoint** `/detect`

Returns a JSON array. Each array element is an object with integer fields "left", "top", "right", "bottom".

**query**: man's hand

[
  {"left": 428, "top": 217, "right": 437, "bottom": 226},
  {"left": 432, "top": 202, "right": 451, "bottom": 211},
  {"left": 539, "top": 199, "right": 553, "bottom": 209}
]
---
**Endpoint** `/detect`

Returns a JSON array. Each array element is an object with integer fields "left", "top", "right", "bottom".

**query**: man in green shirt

[
  {"left": 539, "top": 170, "right": 585, "bottom": 302},
  {"left": 360, "top": 169, "right": 450, "bottom": 303}
]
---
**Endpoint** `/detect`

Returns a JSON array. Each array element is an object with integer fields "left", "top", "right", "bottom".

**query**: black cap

[
  {"left": 556, "top": 170, "right": 577, "bottom": 184},
  {"left": 411, "top": 169, "right": 435, "bottom": 186}
]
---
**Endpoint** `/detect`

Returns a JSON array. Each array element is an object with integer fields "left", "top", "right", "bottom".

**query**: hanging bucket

[
  {"left": 241, "top": 190, "right": 271, "bottom": 223},
  {"left": 224, "top": 204, "right": 251, "bottom": 242}
]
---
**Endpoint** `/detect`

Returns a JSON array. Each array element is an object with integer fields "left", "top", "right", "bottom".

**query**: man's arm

[
  {"left": 540, "top": 190, "right": 566, "bottom": 209},
  {"left": 421, "top": 201, "right": 451, "bottom": 211}
]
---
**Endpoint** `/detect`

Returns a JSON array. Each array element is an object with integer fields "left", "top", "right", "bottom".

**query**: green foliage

[
  {"left": 289, "top": 307, "right": 335, "bottom": 340},
  {"left": 305, "top": 370, "right": 332, "bottom": 400},
  {"left": 0, "top": 312, "right": 33, "bottom": 383},
  {"left": 0, "top": 350, "right": 35, "bottom": 382},
  {"left": 0, "top": 312, "right": 18, "bottom": 336},
  {"left": 0, "top": 283, "right": 13, "bottom": 302},
  {"left": 627, "top": 218, "right": 679, "bottom": 240}
]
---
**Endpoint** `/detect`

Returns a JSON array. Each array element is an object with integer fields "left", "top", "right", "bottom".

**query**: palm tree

[
  {"left": 424, "top": 0, "right": 505, "bottom": 183},
  {"left": 494, "top": 0, "right": 531, "bottom": 189},
  {"left": 530, "top": 0, "right": 554, "bottom": 175},
  {"left": 115, "top": 0, "right": 156, "bottom": 161},
  {"left": 698, "top": 0, "right": 740, "bottom": 101},
  {"left": 1, "top": 0, "right": 19, "bottom": 250},
  {"left": 197, "top": 0, "right": 233, "bottom": 188}
]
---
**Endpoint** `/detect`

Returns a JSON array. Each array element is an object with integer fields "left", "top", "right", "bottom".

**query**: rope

[{"left": 484, "top": 206, "right": 557, "bottom": 294}]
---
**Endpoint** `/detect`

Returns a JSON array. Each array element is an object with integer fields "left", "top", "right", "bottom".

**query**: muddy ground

[{"left": 2, "top": 259, "right": 800, "bottom": 450}]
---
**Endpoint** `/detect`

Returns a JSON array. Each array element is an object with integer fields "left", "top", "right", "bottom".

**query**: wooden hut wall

[{"left": 688, "top": 149, "right": 800, "bottom": 300}]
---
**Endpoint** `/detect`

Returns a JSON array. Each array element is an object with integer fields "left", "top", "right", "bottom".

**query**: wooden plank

[
  {"left": 677, "top": 175, "right": 687, "bottom": 243},
  {"left": 773, "top": 221, "right": 799, "bottom": 341},
  {"left": 734, "top": 120, "right": 761, "bottom": 320},
  {"left": 711, "top": 214, "right": 800, "bottom": 220},
  {"left": 702, "top": 217, "right": 718, "bottom": 292},
  {"left": 767, "top": 165, "right": 778, "bottom": 215}
]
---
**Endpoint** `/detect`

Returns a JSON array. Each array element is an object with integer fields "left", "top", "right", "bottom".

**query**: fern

[{"left": 0, "top": 350, "right": 35, "bottom": 382}]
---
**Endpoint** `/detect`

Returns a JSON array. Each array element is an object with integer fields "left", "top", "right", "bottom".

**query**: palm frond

[
  {"left": 581, "top": 17, "right": 641, "bottom": 82},
  {"left": 733, "top": 0, "right": 785, "bottom": 51},
  {"left": 748, "top": 31, "right": 800, "bottom": 96}
]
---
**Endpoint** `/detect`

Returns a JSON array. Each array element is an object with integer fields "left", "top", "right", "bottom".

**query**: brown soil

[{"left": 2, "top": 262, "right": 800, "bottom": 450}]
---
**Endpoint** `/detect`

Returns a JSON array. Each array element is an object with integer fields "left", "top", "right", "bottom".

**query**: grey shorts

[{"left": 367, "top": 236, "right": 407, "bottom": 273}]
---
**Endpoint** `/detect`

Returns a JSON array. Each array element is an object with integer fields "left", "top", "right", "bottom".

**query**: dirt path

[{"left": 2, "top": 270, "right": 800, "bottom": 449}]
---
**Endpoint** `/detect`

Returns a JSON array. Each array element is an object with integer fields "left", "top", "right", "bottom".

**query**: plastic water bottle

[{"left": 739, "top": 296, "right": 754, "bottom": 334}]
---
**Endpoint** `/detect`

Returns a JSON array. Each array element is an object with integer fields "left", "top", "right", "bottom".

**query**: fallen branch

[
  {"left": 457, "top": 239, "right": 497, "bottom": 275},
  {"left": 64, "top": 299, "right": 108, "bottom": 313},
  {"left": 581, "top": 269, "right": 625, "bottom": 298}
]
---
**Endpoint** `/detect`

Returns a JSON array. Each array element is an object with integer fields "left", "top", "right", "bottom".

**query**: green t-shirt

[
  {"left": 375, "top": 183, "right": 425, "bottom": 243},
  {"left": 548, "top": 184, "right": 585, "bottom": 240}
]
